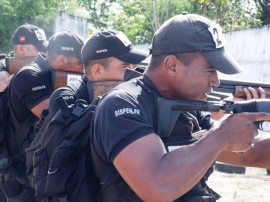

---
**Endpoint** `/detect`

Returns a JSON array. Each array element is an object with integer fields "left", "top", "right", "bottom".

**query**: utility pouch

[
  {"left": 45, "top": 139, "right": 81, "bottom": 197},
  {"left": 0, "top": 170, "right": 22, "bottom": 198},
  {"left": 33, "top": 146, "right": 48, "bottom": 200}
]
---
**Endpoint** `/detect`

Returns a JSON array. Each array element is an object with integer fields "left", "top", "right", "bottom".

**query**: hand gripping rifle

[
  {"left": 157, "top": 97, "right": 270, "bottom": 137},
  {"left": 212, "top": 79, "right": 270, "bottom": 99}
]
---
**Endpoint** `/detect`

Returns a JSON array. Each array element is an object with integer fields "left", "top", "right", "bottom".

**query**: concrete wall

[
  {"left": 55, "top": 11, "right": 88, "bottom": 40},
  {"left": 219, "top": 25, "right": 270, "bottom": 83}
]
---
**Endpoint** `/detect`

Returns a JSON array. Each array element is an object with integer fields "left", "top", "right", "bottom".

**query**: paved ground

[{"left": 207, "top": 167, "right": 270, "bottom": 202}]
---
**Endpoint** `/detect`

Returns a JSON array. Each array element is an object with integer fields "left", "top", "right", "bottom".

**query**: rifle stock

[
  {"left": 5, "top": 56, "right": 36, "bottom": 74},
  {"left": 213, "top": 79, "right": 270, "bottom": 98},
  {"left": 88, "top": 68, "right": 142, "bottom": 100},
  {"left": 91, "top": 80, "right": 121, "bottom": 98},
  {"left": 5, "top": 56, "right": 84, "bottom": 90},
  {"left": 157, "top": 97, "right": 270, "bottom": 135},
  {"left": 54, "top": 71, "right": 83, "bottom": 90}
]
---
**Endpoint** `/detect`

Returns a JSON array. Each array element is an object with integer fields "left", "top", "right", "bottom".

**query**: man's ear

[
  {"left": 14, "top": 45, "right": 24, "bottom": 56},
  {"left": 59, "top": 55, "right": 68, "bottom": 69},
  {"left": 163, "top": 55, "right": 178, "bottom": 75},
  {"left": 91, "top": 63, "right": 104, "bottom": 80},
  {"left": 49, "top": 55, "right": 65, "bottom": 70}
]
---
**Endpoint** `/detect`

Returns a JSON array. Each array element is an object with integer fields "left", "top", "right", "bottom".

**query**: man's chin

[{"left": 194, "top": 95, "right": 207, "bottom": 101}]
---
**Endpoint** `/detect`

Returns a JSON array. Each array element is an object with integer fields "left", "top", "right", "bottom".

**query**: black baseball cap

[
  {"left": 82, "top": 30, "right": 148, "bottom": 64},
  {"left": 150, "top": 12, "right": 242, "bottom": 75},
  {"left": 12, "top": 23, "right": 48, "bottom": 52},
  {"left": 47, "top": 31, "right": 84, "bottom": 62}
]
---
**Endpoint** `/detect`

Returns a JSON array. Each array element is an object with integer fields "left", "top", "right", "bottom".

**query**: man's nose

[{"left": 210, "top": 71, "right": 220, "bottom": 87}]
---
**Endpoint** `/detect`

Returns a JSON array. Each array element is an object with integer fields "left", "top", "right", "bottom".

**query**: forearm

[
  {"left": 116, "top": 130, "right": 227, "bottom": 202},
  {"left": 0, "top": 71, "right": 12, "bottom": 92},
  {"left": 157, "top": 129, "right": 226, "bottom": 199},
  {"left": 31, "top": 98, "right": 50, "bottom": 118},
  {"left": 217, "top": 133, "right": 270, "bottom": 168}
]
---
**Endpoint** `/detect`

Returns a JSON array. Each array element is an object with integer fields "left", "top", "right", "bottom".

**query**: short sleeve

[
  {"left": 10, "top": 67, "right": 52, "bottom": 110},
  {"left": 93, "top": 89, "right": 155, "bottom": 163}
]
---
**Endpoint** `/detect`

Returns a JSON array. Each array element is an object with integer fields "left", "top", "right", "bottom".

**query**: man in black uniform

[
  {"left": 5, "top": 31, "right": 84, "bottom": 202},
  {"left": 92, "top": 13, "right": 270, "bottom": 201},
  {"left": 0, "top": 24, "right": 48, "bottom": 202},
  {"left": 48, "top": 30, "right": 148, "bottom": 116},
  {"left": 0, "top": 23, "right": 48, "bottom": 93}
]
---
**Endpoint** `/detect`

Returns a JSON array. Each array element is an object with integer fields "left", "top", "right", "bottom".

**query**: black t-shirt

[
  {"left": 93, "top": 76, "right": 214, "bottom": 201},
  {"left": 8, "top": 53, "right": 54, "bottom": 158},
  {"left": 9, "top": 53, "right": 54, "bottom": 123}
]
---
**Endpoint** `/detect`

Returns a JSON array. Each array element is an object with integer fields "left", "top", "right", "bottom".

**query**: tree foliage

[
  {"left": 78, "top": 0, "right": 264, "bottom": 44},
  {"left": 192, "top": 0, "right": 261, "bottom": 32},
  {"left": 0, "top": 0, "right": 268, "bottom": 52},
  {"left": 0, "top": 0, "right": 59, "bottom": 53},
  {"left": 255, "top": 0, "right": 270, "bottom": 25},
  {"left": 77, "top": 0, "right": 117, "bottom": 27}
]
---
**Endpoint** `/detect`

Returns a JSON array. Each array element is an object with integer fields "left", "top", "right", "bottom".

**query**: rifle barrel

[{"left": 213, "top": 79, "right": 270, "bottom": 98}]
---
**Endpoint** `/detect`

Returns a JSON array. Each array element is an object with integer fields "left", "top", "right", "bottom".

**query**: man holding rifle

[
  {"left": 92, "top": 12, "right": 270, "bottom": 201},
  {"left": 48, "top": 30, "right": 148, "bottom": 116},
  {"left": 0, "top": 24, "right": 48, "bottom": 202},
  {"left": 0, "top": 23, "right": 48, "bottom": 93},
  {"left": 3, "top": 31, "right": 83, "bottom": 202}
]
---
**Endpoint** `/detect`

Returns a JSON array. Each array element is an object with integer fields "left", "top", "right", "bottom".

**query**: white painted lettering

[
  {"left": 32, "top": 85, "right": 46, "bottom": 91},
  {"left": 114, "top": 108, "right": 140, "bottom": 117},
  {"left": 96, "top": 49, "right": 108, "bottom": 53}
]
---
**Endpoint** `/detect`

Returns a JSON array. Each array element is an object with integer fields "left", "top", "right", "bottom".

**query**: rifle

[
  {"left": 5, "top": 56, "right": 84, "bottom": 90},
  {"left": 157, "top": 97, "right": 270, "bottom": 137},
  {"left": 88, "top": 80, "right": 122, "bottom": 99},
  {"left": 5, "top": 56, "right": 36, "bottom": 74},
  {"left": 87, "top": 68, "right": 143, "bottom": 98},
  {"left": 212, "top": 79, "right": 270, "bottom": 99}
]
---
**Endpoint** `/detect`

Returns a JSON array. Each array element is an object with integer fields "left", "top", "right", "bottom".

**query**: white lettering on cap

[
  {"left": 34, "top": 29, "right": 46, "bottom": 41},
  {"left": 61, "top": 47, "right": 74, "bottom": 51},
  {"left": 96, "top": 49, "right": 108, "bottom": 53},
  {"left": 116, "top": 32, "right": 131, "bottom": 47},
  {"left": 208, "top": 22, "right": 226, "bottom": 49}
]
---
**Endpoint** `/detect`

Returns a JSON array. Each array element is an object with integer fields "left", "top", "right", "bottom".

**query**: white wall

[
  {"left": 220, "top": 25, "right": 270, "bottom": 83},
  {"left": 55, "top": 11, "right": 88, "bottom": 40}
]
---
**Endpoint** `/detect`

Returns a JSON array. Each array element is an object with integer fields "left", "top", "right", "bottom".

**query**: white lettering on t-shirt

[
  {"left": 115, "top": 108, "right": 140, "bottom": 117},
  {"left": 62, "top": 95, "right": 74, "bottom": 100},
  {"left": 32, "top": 85, "right": 46, "bottom": 91}
]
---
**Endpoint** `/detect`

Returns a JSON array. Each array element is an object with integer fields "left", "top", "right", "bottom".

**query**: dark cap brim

[
  {"left": 115, "top": 48, "right": 149, "bottom": 64},
  {"left": 203, "top": 49, "right": 242, "bottom": 75},
  {"left": 35, "top": 40, "right": 49, "bottom": 52}
]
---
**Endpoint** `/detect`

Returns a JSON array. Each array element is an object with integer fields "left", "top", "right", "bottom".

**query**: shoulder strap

[{"left": 87, "top": 96, "right": 121, "bottom": 197}]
